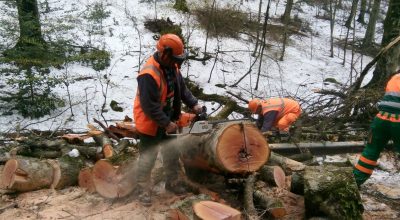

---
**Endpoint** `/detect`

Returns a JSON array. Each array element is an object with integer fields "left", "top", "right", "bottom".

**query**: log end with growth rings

[
  {"left": 78, "top": 167, "right": 96, "bottom": 193},
  {"left": 1, "top": 159, "right": 18, "bottom": 188},
  {"left": 193, "top": 200, "right": 241, "bottom": 220},
  {"left": 216, "top": 123, "right": 270, "bottom": 173}
]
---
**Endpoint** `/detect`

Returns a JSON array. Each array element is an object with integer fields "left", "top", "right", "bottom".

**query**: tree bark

[
  {"left": 180, "top": 121, "right": 270, "bottom": 174},
  {"left": 368, "top": 0, "right": 400, "bottom": 88},
  {"left": 253, "top": 190, "right": 287, "bottom": 218},
  {"left": 267, "top": 152, "right": 306, "bottom": 173},
  {"left": 304, "top": 165, "right": 363, "bottom": 219},
  {"left": 345, "top": 0, "right": 359, "bottom": 28},
  {"left": 357, "top": 0, "right": 367, "bottom": 24},
  {"left": 362, "top": 0, "right": 381, "bottom": 47},
  {"left": 16, "top": 0, "right": 45, "bottom": 47}
]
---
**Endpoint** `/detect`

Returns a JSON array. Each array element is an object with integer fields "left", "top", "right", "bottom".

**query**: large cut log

[
  {"left": 304, "top": 165, "right": 363, "bottom": 219},
  {"left": 180, "top": 121, "right": 269, "bottom": 174},
  {"left": 1, "top": 155, "right": 84, "bottom": 192},
  {"left": 90, "top": 159, "right": 136, "bottom": 198}
]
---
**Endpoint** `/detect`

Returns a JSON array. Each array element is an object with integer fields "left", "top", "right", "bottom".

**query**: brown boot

[
  {"left": 137, "top": 190, "right": 152, "bottom": 207},
  {"left": 165, "top": 180, "right": 187, "bottom": 195}
]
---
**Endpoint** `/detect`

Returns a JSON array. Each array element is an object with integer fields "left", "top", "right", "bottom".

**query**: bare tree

[
  {"left": 279, "top": 0, "right": 294, "bottom": 61},
  {"left": 367, "top": 0, "right": 400, "bottom": 88},
  {"left": 362, "top": 0, "right": 381, "bottom": 47},
  {"left": 252, "top": 0, "right": 263, "bottom": 56},
  {"left": 255, "top": 0, "right": 272, "bottom": 90},
  {"left": 345, "top": 0, "right": 359, "bottom": 28},
  {"left": 329, "top": 0, "right": 338, "bottom": 58},
  {"left": 357, "top": 0, "right": 367, "bottom": 24}
]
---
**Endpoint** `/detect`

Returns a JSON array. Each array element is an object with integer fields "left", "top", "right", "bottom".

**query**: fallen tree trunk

[
  {"left": 180, "top": 121, "right": 270, "bottom": 174},
  {"left": 304, "top": 165, "right": 363, "bottom": 219},
  {"left": 1, "top": 156, "right": 84, "bottom": 192},
  {"left": 268, "top": 152, "right": 306, "bottom": 173}
]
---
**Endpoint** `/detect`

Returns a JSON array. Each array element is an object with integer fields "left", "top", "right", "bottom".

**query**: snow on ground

[{"left": 0, "top": 0, "right": 385, "bottom": 133}]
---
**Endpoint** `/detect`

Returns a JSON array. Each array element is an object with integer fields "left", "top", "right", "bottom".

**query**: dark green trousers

[
  {"left": 353, "top": 115, "right": 400, "bottom": 185},
  {"left": 135, "top": 128, "right": 180, "bottom": 190}
]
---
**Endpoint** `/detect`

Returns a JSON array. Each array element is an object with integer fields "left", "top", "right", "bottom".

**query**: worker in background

[
  {"left": 248, "top": 97, "right": 301, "bottom": 136},
  {"left": 353, "top": 70, "right": 400, "bottom": 186},
  {"left": 133, "top": 33, "right": 203, "bottom": 206}
]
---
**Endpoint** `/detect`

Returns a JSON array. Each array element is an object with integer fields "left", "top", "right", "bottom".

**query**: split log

[
  {"left": 258, "top": 165, "right": 286, "bottom": 188},
  {"left": 1, "top": 156, "right": 84, "bottom": 192},
  {"left": 304, "top": 165, "right": 363, "bottom": 219},
  {"left": 181, "top": 121, "right": 269, "bottom": 174},
  {"left": 267, "top": 152, "right": 305, "bottom": 173},
  {"left": 193, "top": 200, "right": 242, "bottom": 220}
]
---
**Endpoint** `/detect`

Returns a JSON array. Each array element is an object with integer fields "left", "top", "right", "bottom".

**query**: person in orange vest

[
  {"left": 133, "top": 34, "right": 203, "bottom": 206},
  {"left": 248, "top": 98, "right": 301, "bottom": 135},
  {"left": 353, "top": 71, "right": 400, "bottom": 186}
]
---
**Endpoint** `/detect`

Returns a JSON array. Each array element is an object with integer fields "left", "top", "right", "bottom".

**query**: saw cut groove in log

[
  {"left": 193, "top": 200, "right": 241, "bottom": 220},
  {"left": 182, "top": 121, "right": 269, "bottom": 174}
]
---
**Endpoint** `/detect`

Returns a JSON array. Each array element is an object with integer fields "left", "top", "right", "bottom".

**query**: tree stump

[{"left": 304, "top": 165, "right": 363, "bottom": 219}]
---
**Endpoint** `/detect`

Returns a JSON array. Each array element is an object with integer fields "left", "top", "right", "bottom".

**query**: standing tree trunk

[
  {"left": 367, "top": 0, "right": 400, "bottom": 88},
  {"left": 279, "top": 0, "right": 293, "bottom": 61},
  {"left": 252, "top": 0, "right": 263, "bottom": 57},
  {"left": 345, "top": 0, "right": 359, "bottom": 28},
  {"left": 329, "top": 0, "right": 338, "bottom": 58},
  {"left": 362, "top": 0, "right": 381, "bottom": 47},
  {"left": 281, "top": 0, "right": 294, "bottom": 22},
  {"left": 15, "top": 0, "right": 45, "bottom": 48},
  {"left": 357, "top": 0, "right": 367, "bottom": 24},
  {"left": 255, "top": 0, "right": 272, "bottom": 90}
]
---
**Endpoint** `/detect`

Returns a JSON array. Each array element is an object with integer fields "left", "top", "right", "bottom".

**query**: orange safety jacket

[
  {"left": 377, "top": 73, "right": 400, "bottom": 122},
  {"left": 133, "top": 56, "right": 177, "bottom": 136},
  {"left": 260, "top": 98, "right": 301, "bottom": 127}
]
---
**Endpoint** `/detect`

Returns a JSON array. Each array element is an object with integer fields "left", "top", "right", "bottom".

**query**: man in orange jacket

[
  {"left": 133, "top": 34, "right": 202, "bottom": 206},
  {"left": 248, "top": 98, "right": 301, "bottom": 135},
  {"left": 353, "top": 70, "right": 400, "bottom": 186}
]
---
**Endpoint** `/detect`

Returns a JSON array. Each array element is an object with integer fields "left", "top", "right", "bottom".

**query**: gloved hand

[
  {"left": 165, "top": 122, "right": 178, "bottom": 133},
  {"left": 262, "top": 131, "right": 273, "bottom": 137},
  {"left": 192, "top": 104, "right": 203, "bottom": 114}
]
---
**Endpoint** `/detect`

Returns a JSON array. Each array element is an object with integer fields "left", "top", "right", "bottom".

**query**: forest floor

[{"left": 0, "top": 152, "right": 399, "bottom": 220}]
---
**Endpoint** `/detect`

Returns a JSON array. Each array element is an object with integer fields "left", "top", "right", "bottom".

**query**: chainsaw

[{"left": 169, "top": 106, "right": 254, "bottom": 136}]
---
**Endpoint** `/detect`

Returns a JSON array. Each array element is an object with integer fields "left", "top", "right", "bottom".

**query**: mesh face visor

[{"left": 172, "top": 49, "right": 188, "bottom": 65}]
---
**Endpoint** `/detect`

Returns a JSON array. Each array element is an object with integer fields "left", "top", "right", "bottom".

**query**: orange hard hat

[
  {"left": 248, "top": 98, "right": 261, "bottom": 113},
  {"left": 156, "top": 34, "right": 187, "bottom": 61}
]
